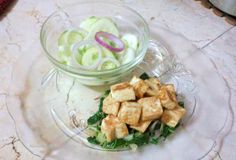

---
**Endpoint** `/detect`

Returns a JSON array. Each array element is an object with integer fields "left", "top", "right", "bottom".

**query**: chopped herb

[
  {"left": 178, "top": 101, "right": 185, "bottom": 108},
  {"left": 102, "top": 139, "right": 127, "bottom": 149},
  {"left": 128, "top": 132, "right": 149, "bottom": 146},
  {"left": 87, "top": 92, "right": 109, "bottom": 125},
  {"left": 103, "top": 89, "right": 110, "bottom": 97},
  {"left": 87, "top": 112, "right": 106, "bottom": 125},
  {"left": 139, "top": 72, "right": 150, "bottom": 80},
  {"left": 160, "top": 123, "right": 179, "bottom": 139},
  {"left": 87, "top": 136, "right": 100, "bottom": 145},
  {"left": 150, "top": 137, "right": 159, "bottom": 144}
]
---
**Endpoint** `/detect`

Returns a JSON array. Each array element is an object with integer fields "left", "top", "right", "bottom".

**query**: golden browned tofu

[
  {"left": 130, "top": 120, "right": 152, "bottom": 133},
  {"left": 158, "top": 87, "right": 177, "bottom": 109},
  {"left": 101, "top": 115, "right": 129, "bottom": 142},
  {"left": 161, "top": 106, "right": 186, "bottom": 127},
  {"left": 164, "top": 84, "right": 175, "bottom": 93},
  {"left": 115, "top": 123, "right": 129, "bottom": 139},
  {"left": 101, "top": 115, "right": 116, "bottom": 142},
  {"left": 118, "top": 102, "right": 142, "bottom": 125},
  {"left": 138, "top": 97, "right": 163, "bottom": 121},
  {"left": 111, "top": 82, "right": 136, "bottom": 102},
  {"left": 163, "top": 84, "right": 177, "bottom": 102},
  {"left": 130, "top": 76, "right": 149, "bottom": 98},
  {"left": 145, "top": 78, "right": 161, "bottom": 96},
  {"left": 102, "top": 94, "right": 120, "bottom": 116}
]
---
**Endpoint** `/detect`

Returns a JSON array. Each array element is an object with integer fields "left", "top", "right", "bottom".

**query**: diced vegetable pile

[
  {"left": 58, "top": 16, "right": 139, "bottom": 70},
  {"left": 87, "top": 73, "right": 186, "bottom": 150}
]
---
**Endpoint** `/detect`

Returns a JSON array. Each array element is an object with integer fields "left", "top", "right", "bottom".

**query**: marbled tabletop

[{"left": 0, "top": 0, "right": 236, "bottom": 160}]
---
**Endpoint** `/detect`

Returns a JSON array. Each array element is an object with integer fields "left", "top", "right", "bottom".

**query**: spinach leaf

[
  {"left": 127, "top": 132, "right": 149, "bottom": 146},
  {"left": 98, "top": 97, "right": 105, "bottom": 112},
  {"left": 87, "top": 137, "right": 100, "bottom": 145},
  {"left": 150, "top": 137, "right": 160, "bottom": 144},
  {"left": 178, "top": 101, "right": 185, "bottom": 108},
  {"left": 87, "top": 92, "right": 108, "bottom": 125},
  {"left": 139, "top": 72, "right": 150, "bottom": 80},
  {"left": 102, "top": 139, "right": 127, "bottom": 149},
  {"left": 160, "top": 123, "right": 179, "bottom": 139},
  {"left": 87, "top": 112, "right": 106, "bottom": 125}
]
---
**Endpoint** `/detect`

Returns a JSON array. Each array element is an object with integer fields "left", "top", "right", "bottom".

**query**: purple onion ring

[{"left": 95, "top": 31, "right": 125, "bottom": 52}]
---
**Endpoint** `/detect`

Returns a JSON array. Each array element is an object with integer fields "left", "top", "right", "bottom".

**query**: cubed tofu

[
  {"left": 111, "top": 82, "right": 136, "bottom": 102},
  {"left": 145, "top": 78, "right": 161, "bottom": 96},
  {"left": 130, "top": 120, "right": 152, "bottom": 133},
  {"left": 130, "top": 76, "right": 149, "bottom": 98},
  {"left": 115, "top": 123, "right": 129, "bottom": 139},
  {"left": 118, "top": 102, "right": 142, "bottom": 125},
  {"left": 102, "top": 94, "right": 120, "bottom": 116},
  {"left": 138, "top": 97, "right": 163, "bottom": 121},
  {"left": 163, "top": 84, "right": 177, "bottom": 101},
  {"left": 164, "top": 84, "right": 175, "bottom": 93},
  {"left": 101, "top": 115, "right": 116, "bottom": 142},
  {"left": 161, "top": 106, "right": 186, "bottom": 127},
  {"left": 158, "top": 87, "right": 177, "bottom": 109},
  {"left": 101, "top": 115, "right": 129, "bottom": 142}
]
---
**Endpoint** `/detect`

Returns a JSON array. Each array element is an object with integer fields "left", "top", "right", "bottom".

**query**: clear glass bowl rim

[{"left": 40, "top": 1, "right": 150, "bottom": 77}]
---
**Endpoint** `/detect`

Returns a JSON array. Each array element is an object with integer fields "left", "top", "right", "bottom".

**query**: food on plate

[
  {"left": 87, "top": 73, "right": 186, "bottom": 149},
  {"left": 57, "top": 16, "right": 139, "bottom": 70}
]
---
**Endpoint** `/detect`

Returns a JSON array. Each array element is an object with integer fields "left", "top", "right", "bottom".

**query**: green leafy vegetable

[
  {"left": 87, "top": 136, "right": 100, "bottom": 145},
  {"left": 139, "top": 72, "right": 150, "bottom": 80},
  {"left": 87, "top": 91, "right": 110, "bottom": 125},
  {"left": 87, "top": 112, "right": 106, "bottom": 125},
  {"left": 178, "top": 101, "right": 185, "bottom": 108}
]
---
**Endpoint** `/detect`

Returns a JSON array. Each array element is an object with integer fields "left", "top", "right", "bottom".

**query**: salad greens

[{"left": 86, "top": 73, "right": 184, "bottom": 150}]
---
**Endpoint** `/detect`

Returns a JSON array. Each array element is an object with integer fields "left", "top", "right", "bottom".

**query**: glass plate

[{"left": 6, "top": 26, "right": 232, "bottom": 159}]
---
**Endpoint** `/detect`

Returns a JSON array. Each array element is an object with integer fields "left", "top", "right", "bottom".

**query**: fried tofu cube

[
  {"left": 115, "top": 123, "right": 129, "bottom": 139},
  {"left": 101, "top": 115, "right": 116, "bottom": 142},
  {"left": 101, "top": 115, "right": 129, "bottom": 142},
  {"left": 163, "top": 84, "right": 177, "bottom": 101},
  {"left": 158, "top": 87, "right": 177, "bottom": 109},
  {"left": 164, "top": 84, "right": 175, "bottom": 93},
  {"left": 102, "top": 94, "right": 120, "bottom": 116},
  {"left": 118, "top": 102, "right": 141, "bottom": 125},
  {"left": 161, "top": 106, "right": 186, "bottom": 127},
  {"left": 145, "top": 78, "right": 161, "bottom": 96},
  {"left": 130, "top": 76, "right": 149, "bottom": 98},
  {"left": 111, "top": 82, "right": 136, "bottom": 102},
  {"left": 130, "top": 120, "right": 152, "bottom": 133},
  {"left": 138, "top": 97, "right": 163, "bottom": 121}
]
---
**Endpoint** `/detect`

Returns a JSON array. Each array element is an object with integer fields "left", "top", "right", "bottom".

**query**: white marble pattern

[{"left": 0, "top": 0, "right": 235, "bottom": 159}]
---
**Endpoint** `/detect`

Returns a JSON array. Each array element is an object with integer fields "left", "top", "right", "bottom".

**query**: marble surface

[{"left": 0, "top": 0, "right": 235, "bottom": 159}]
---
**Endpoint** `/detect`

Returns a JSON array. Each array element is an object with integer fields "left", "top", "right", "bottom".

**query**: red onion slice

[{"left": 95, "top": 31, "right": 125, "bottom": 53}]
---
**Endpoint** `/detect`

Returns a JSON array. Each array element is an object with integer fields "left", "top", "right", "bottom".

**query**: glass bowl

[{"left": 40, "top": 2, "right": 150, "bottom": 86}]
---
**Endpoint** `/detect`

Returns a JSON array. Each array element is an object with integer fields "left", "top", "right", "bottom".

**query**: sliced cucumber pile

[{"left": 57, "top": 16, "right": 139, "bottom": 70}]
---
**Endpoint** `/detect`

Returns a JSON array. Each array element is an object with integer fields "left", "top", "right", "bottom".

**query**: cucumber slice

[
  {"left": 102, "top": 47, "right": 116, "bottom": 59},
  {"left": 58, "top": 30, "right": 85, "bottom": 46},
  {"left": 80, "top": 16, "right": 100, "bottom": 32},
  {"left": 87, "top": 18, "right": 119, "bottom": 39},
  {"left": 98, "top": 57, "right": 120, "bottom": 70},
  {"left": 58, "top": 30, "right": 87, "bottom": 64},
  {"left": 81, "top": 47, "right": 100, "bottom": 67},
  {"left": 121, "top": 34, "right": 138, "bottom": 50},
  {"left": 58, "top": 30, "right": 70, "bottom": 46},
  {"left": 58, "top": 45, "right": 71, "bottom": 64},
  {"left": 121, "top": 48, "right": 135, "bottom": 64},
  {"left": 67, "top": 30, "right": 84, "bottom": 45}
]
